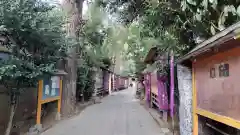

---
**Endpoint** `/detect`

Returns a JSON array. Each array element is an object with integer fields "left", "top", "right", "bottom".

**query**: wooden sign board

[{"left": 37, "top": 76, "right": 62, "bottom": 124}]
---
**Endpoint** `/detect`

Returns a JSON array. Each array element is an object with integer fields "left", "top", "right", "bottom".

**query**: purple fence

[
  {"left": 144, "top": 73, "right": 151, "bottom": 106},
  {"left": 157, "top": 76, "right": 169, "bottom": 111}
]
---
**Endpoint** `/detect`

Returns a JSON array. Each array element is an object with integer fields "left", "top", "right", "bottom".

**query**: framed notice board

[
  {"left": 42, "top": 76, "right": 60, "bottom": 100},
  {"left": 37, "top": 76, "right": 63, "bottom": 125}
]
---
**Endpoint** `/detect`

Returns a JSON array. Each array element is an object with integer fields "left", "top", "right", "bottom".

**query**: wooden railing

[
  {"left": 95, "top": 87, "right": 104, "bottom": 96},
  {"left": 151, "top": 92, "right": 159, "bottom": 108}
]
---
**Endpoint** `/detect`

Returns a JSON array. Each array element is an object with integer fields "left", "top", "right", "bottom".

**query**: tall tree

[
  {"left": 0, "top": 0, "right": 67, "bottom": 134},
  {"left": 76, "top": 2, "right": 110, "bottom": 102},
  {"left": 61, "top": 0, "right": 84, "bottom": 116}
]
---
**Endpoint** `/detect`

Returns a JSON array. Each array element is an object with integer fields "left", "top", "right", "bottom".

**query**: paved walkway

[{"left": 42, "top": 88, "right": 164, "bottom": 135}]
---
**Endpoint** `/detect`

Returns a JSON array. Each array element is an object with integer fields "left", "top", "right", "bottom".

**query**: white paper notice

[
  {"left": 45, "top": 85, "right": 50, "bottom": 95},
  {"left": 51, "top": 76, "right": 60, "bottom": 89},
  {"left": 52, "top": 82, "right": 57, "bottom": 89},
  {"left": 51, "top": 88, "right": 56, "bottom": 96}
]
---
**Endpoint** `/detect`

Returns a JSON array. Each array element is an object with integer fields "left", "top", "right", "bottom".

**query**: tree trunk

[
  {"left": 61, "top": 0, "right": 84, "bottom": 116},
  {"left": 5, "top": 103, "right": 16, "bottom": 135}
]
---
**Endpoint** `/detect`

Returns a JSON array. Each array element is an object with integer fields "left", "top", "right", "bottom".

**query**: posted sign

[
  {"left": 42, "top": 76, "right": 60, "bottom": 100},
  {"left": 37, "top": 76, "right": 63, "bottom": 125}
]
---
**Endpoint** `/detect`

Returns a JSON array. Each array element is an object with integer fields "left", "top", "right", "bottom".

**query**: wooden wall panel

[
  {"left": 195, "top": 46, "right": 240, "bottom": 121},
  {"left": 151, "top": 72, "right": 158, "bottom": 95}
]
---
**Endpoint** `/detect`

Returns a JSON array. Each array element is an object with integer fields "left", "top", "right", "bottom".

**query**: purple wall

[{"left": 157, "top": 76, "right": 169, "bottom": 111}]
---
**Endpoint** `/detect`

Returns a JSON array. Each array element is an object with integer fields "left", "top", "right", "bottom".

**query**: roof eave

[
  {"left": 144, "top": 47, "right": 157, "bottom": 64},
  {"left": 177, "top": 22, "right": 240, "bottom": 64}
]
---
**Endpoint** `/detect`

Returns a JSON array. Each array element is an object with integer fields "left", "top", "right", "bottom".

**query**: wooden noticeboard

[{"left": 36, "top": 76, "right": 63, "bottom": 124}]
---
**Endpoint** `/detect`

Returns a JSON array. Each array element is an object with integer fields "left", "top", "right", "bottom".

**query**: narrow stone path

[{"left": 42, "top": 88, "right": 164, "bottom": 135}]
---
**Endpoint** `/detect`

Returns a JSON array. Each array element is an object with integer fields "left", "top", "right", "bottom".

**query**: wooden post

[
  {"left": 36, "top": 80, "right": 43, "bottom": 125},
  {"left": 170, "top": 54, "right": 175, "bottom": 117},
  {"left": 112, "top": 74, "right": 115, "bottom": 91},
  {"left": 109, "top": 73, "right": 112, "bottom": 95},
  {"left": 57, "top": 79, "right": 63, "bottom": 114},
  {"left": 56, "top": 79, "right": 63, "bottom": 120},
  {"left": 149, "top": 73, "right": 152, "bottom": 107},
  {"left": 192, "top": 62, "right": 198, "bottom": 135}
]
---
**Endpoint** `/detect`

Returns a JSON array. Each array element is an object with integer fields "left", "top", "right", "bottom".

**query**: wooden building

[
  {"left": 94, "top": 67, "right": 114, "bottom": 96},
  {"left": 96, "top": 67, "right": 129, "bottom": 95},
  {"left": 143, "top": 47, "right": 171, "bottom": 120},
  {"left": 177, "top": 22, "right": 240, "bottom": 134},
  {"left": 114, "top": 75, "right": 129, "bottom": 91},
  {"left": 103, "top": 69, "right": 111, "bottom": 93}
]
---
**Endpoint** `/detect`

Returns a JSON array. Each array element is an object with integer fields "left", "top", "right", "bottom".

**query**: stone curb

[
  {"left": 147, "top": 109, "right": 180, "bottom": 135},
  {"left": 140, "top": 100, "right": 177, "bottom": 135},
  {"left": 147, "top": 108, "right": 172, "bottom": 135}
]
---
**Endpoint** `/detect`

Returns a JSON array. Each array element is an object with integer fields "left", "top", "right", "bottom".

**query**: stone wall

[{"left": 177, "top": 65, "right": 193, "bottom": 135}]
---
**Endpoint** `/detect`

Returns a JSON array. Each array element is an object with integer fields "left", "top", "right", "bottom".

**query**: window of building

[
  {"left": 219, "top": 63, "right": 229, "bottom": 77},
  {"left": 210, "top": 67, "right": 216, "bottom": 78}
]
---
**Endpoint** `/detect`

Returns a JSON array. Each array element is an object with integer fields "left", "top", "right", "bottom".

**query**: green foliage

[
  {"left": 101, "top": 0, "right": 240, "bottom": 47},
  {"left": 80, "top": 2, "right": 112, "bottom": 68},
  {"left": 76, "top": 57, "right": 95, "bottom": 101},
  {"left": 0, "top": 57, "right": 55, "bottom": 90},
  {"left": 96, "top": 0, "right": 240, "bottom": 77},
  {"left": 76, "top": 1, "right": 113, "bottom": 98},
  {"left": 96, "top": 0, "right": 146, "bottom": 24},
  {"left": 96, "top": 0, "right": 193, "bottom": 75},
  {"left": 0, "top": 0, "right": 67, "bottom": 93},
  {"left": 179, "top": 0, "right": 240, "bottom": 38},
  {"left": 93, "top": 0, "right": 240, "bottom": 77}
]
